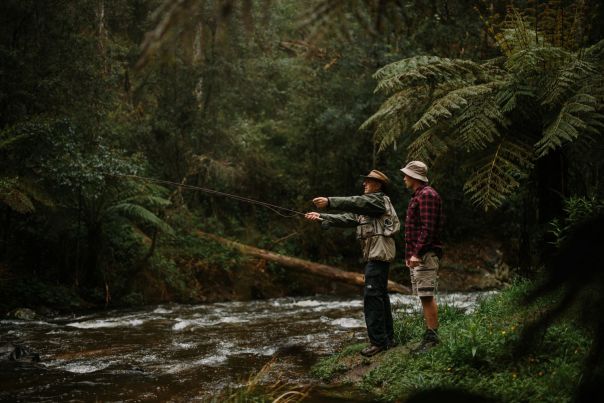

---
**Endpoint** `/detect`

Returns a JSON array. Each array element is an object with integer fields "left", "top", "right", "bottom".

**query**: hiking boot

[
  {"left": 360, "top": 344, "right": 386, "bottom": 357},
  {"left": 413, "top": 329, "right": 439, "bottom": 354}
]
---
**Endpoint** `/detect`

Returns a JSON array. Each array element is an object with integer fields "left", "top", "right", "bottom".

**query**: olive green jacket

[{"left": 320, "top": 192, "right": 400, "bottom": 262}]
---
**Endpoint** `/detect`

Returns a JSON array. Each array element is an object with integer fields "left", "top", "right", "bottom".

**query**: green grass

[
  {"left": 312, "top": 280, "right": 591, "bottom": 402},
  {"left": 311, "top": 343, "right": 366, "bottom": 381}
]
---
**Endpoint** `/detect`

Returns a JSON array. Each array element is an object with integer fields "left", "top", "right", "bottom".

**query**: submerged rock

[{"left": 0, "top": 343, "right": 40, "bottom": 362}]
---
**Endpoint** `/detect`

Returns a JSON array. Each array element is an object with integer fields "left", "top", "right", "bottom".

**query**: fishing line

[{"left": 107, "top": 173, "right": 307, "bottom": 218}]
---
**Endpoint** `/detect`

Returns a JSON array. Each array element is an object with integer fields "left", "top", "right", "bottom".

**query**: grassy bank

[{"left": 312, "top": 280, "right": 591, "bottom": 402}]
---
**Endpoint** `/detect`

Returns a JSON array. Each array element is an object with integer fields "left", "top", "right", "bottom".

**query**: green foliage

[
  {"left": 313, "top": 281, "right": 590, "bottom": 402},
  {"left": 1, "top": 0, "right": 600, "bottom": 310},
  {"left": 549, "top": 196, "right": 604, "bottom": 247},
  {"left": 0, "top": 278, "right": 82, "bottom": 312},
  {"left": 0, "top": 177, "right": 36, "bottom": 213},
  {"left": 363, "top": 4, "right": 604, "bottom": 210},
  {"left": 310, "top": 343, "right": 366, "bottom": 381}
]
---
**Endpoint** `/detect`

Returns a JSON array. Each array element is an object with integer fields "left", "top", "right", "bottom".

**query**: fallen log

[{"left": 196, "top": 231, "right": 410, "bottom": 294}]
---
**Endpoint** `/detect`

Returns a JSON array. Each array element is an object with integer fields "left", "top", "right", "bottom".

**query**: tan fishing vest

[{"left": 356, "top": 195, "right": 400, "bottom": 262}]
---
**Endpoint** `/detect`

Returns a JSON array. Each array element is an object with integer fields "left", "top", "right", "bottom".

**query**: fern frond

[
  {"left": 453, "top": 97, "right": 506, "bottom": 151},
  {"left": 506, "top": 46, "right": 571, "bottom": 76},
  {"left": 106, "top": 203, "right": 174, "bottom": 235},
  {"left": 362, "top": 88, "right": 429, "bottom": 150},
  {"left": 0, "top": 177, "right": 53, "bottom": 213},
  {"left": 0, "top": 132, "right": 30, "bottom": 150},
  {"left": 584, "top": 39, "right": 604, "bottom": 61},
  {"left": 464, "top": 139, "right": 533, "bottom": 210},
  {"left": 375, "top": 115, "right": 406, "bottom": 153},
  {"left": 374, "top": 56, "right": 486, "bottom": 94},
  {"left": 374, "top": 56, "right": 444, "bottom": 80},
  {"left": 120, "top": 195, "right": 172, "bottom": 208},
  {"left": 536, "top": 93, "right": 602, "bottom": 157},
  {"left": 496, "top": 8, "right": 538, "bottom": 53},
  {"left": 0, "top": 178, "right": 35, "bottom": 214},
  {"left": 406, "top": 128, "right": 449, "bottom": 164},
  {"left": 541, "top": 57, "right": 597, "bottom": 106},
  {"left": 496, "top": 82, "right": 535, "bottom": 113},
  {"left": 413, "top": 83, "right": 499, "bottom": 132}
]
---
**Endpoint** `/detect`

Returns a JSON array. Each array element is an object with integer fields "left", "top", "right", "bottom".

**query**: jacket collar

[{"left": 412, "top": 184, "right": 427, "bottom": 197}]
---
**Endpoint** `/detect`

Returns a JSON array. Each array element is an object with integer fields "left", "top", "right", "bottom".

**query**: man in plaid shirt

[{"left": 401, "top": 161, "right": 444, "bottom": 352}]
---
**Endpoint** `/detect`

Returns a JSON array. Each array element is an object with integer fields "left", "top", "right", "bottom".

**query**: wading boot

[
  {"left": 360, "top": 344, "right": 386, "bottom": 357},
  {"left": 413, "top": 328, "right": 439, "bottom": 354}
]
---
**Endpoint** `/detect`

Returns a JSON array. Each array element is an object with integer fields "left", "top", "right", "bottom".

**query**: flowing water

[{"left": 0, "top": 292, "right": 494, "bottom": 401}]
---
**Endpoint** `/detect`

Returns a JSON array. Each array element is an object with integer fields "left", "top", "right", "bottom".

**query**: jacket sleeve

[
  {"left": 319, "top": 212, "right": 359, "bottom": 229},
  {"left": 327, "top": 193, "right": 386, "bottom": 216}
]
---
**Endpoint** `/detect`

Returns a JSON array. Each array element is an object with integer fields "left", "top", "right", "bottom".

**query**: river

[{"left": 0, "top": 292, "right": 494, "bottom": 401}]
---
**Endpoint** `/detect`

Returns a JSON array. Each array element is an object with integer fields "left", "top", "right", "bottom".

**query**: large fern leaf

[
  {"left": 361, "top": 88, "right": 430, "bottom": 151},
  {"left": 106, "top": 203, "right": 174, "bottom": 235},
  {"left": 536, "top": 93, "right": 602, "bottom": 157},
  {"left": 541, "top": 57, "right": 597, "bottom": 106},
  {"left": 463, "top": 139, "right": 534, "bottom": 210},
  {"left": 413, "top": 83, "right": 499, "bottom": 132},
  {"left": 120, "top": 195, "right": 172, "bottom": 208},
  {"left": 374, "top": 56, "right": 486, "bottom": 94},
  {"left": 406, "top": 128, "right": 449, "bottom": 164},
  {"left": 453, "top": 96, "right": 506, "bottom": 151},
  {"left": 0, "top": 178, "right": 35, "bottom": 214}
]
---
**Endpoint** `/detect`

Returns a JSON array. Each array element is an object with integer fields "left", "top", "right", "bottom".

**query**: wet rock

[
  {"left": 10, "top": 308, "right": 37, "bottom": 320},
  {"left": 0, "top": 343, "right": 40, "bottom": 362}
]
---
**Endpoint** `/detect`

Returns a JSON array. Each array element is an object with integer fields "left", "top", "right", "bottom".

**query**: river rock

[
  {"left": 10, "top": 308, "right": 36, "bottom": 320},
  {"left": 0, "top": 343, "right": 40, "bottom": 362}
]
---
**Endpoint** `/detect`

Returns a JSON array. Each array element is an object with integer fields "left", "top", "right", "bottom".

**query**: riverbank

[
  {"left": 1, "top": 232, "right": 510, "bottom": 317},
  {"left": 310, "top": 280, "right": 590, "bottom": 402}
]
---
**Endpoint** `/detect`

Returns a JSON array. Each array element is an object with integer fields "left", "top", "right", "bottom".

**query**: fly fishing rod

[{"left": 107, "top": 173, "right": 313, "bottom": 218}]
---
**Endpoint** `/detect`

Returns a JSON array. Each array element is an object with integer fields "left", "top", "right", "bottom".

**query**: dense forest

[
  {"left": 2, "top": 0, "right": 602, "bottom": 310},
  {"left": 1, "top": 0, "right": 604, "bottom": 401}
]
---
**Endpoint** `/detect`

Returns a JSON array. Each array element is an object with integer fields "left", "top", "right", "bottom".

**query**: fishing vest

[{"left": 356, "top": 195, "right": 400, "bottom": 262}]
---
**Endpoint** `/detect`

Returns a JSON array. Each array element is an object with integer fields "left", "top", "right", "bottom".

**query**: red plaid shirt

[{"left": 404, "top": 184, "right": 444, "bottom": 260}]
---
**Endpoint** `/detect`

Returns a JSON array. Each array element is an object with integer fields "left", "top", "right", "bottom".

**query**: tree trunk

[{"left": 196, "top": 231, "right": 410, "bottom": 294}]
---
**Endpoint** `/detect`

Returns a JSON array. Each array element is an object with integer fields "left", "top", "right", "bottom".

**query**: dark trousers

[{"left": 364, "top": 260, "right": 394, "bottom": 347}]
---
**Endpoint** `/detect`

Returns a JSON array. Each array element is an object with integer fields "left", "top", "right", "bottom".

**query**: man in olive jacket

[{"left": 305, "top": 170, "right": 400, "bottom": 357}]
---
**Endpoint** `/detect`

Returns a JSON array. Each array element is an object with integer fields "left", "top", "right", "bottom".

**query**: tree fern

[{"left": 364, "top": 5, "right": 603, "bottom": 210}]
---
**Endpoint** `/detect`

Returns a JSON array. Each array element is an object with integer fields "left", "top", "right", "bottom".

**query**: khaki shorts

[{"left": 409, "top": 252, "right": 439, "bottom": 297}]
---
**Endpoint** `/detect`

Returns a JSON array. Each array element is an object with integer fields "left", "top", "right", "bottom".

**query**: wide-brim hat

[
  {"left": 360, "top": 169, "right": 390, "bottom": 185},
  {"left": 400, "top": 161, "right": 429, "bottom": 182}
]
